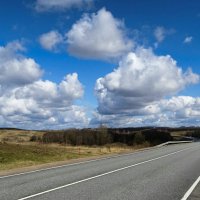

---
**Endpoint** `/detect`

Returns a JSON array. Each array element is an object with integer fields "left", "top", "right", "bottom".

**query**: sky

[{"left": 0, "top": 0, "right": 200, "bottom": 129}]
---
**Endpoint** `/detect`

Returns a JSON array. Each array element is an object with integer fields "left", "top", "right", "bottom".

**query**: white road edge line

[
  {"left": 0, "top": 145, "right": 161, "bottom": 179},
  {"left": 18, "top": 146, "right": 193, "bottom": 200},
  {"left": 181, "top": 175, "right": 200, "bottom": 200}
]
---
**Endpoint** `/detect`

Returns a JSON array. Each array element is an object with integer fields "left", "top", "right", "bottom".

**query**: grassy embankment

[{"left": 0, "top": 143, "right": 141, "bottom": 171}]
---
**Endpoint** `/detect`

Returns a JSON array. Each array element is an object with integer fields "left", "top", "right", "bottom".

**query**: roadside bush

[
  {"left": 134, "top": 132, "right": 145, "bottom": 144},
  {"left": 30, "top": 135, "right": 41, "bottom": 142},
  {"left": 142, "top": 129, "right": 172, "bottom": 145},
  {"left": 42, "top": 132, "right": 64, "bottom": 143},
  {"left": 186, "top": 130, "right": 200, "bottom": 138},
  {"left": 42, "top": 128, "right": 112, "bottom": 146}
]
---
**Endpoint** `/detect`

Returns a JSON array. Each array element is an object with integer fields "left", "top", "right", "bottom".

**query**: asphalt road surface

[{"left": 0, "top": 142, "right": 200, "bottom": 200}]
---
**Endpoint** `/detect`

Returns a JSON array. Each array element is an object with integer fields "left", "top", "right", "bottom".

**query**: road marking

[
  {"left": 181, "top": 175, "right": 200, "bottom": 200},
  {"left": 0, "top": 145, "right": 159, "bottom": 179},
  {"left": 18, "top": 146, "right": 194, "bottom": 200}
]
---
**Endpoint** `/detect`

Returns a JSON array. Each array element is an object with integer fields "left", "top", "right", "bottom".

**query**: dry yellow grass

[
  {"left": 0, "top": 142, "right": 150, "bottom": 171},
  {"left": 0, "top": 129, "right": 150, "bottom": 172}
]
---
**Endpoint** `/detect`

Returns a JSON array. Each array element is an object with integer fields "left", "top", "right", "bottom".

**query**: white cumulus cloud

[
  {"left": 39, "top": 30, "right": 63, "bottom": 51},
  {"left": 66, "top": 8, "right": 133, "bottom": 60},
  {"left": 0, "top": 41, "right": 42, "bottom": 88},
  {"left": 95, "top": 48, "right": 199, "bottom": 119},
  {"left": 0, "top": 41, "right": 88, "bottom": 129},
  {"left": 91, "top": 96, "right": 200, "bottom": 127}
]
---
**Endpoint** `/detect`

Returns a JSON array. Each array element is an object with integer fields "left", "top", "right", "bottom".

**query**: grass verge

[{"left": 0, "top": 142, "right": 149, "bottom": 171}]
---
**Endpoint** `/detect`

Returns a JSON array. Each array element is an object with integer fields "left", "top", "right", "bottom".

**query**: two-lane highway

[{"left": 1, "top": 142, "right": 200, "bottom": 200}]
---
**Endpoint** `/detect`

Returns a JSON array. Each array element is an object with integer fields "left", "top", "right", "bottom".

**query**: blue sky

[{"left": 0, "top": 0, "right": 200, "bottom": 129}]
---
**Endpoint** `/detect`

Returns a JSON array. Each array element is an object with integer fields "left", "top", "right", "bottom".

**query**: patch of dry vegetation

[
  {"left": 0, "top": 129, "right": 44, "bottom": 143},
  {"left": 0, "top": 142, "right": 150, "bottom": 171}
]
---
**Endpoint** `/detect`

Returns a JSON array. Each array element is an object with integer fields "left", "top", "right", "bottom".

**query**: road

[{"left": 0, "top": 142, "right": 200, "bottom": 200}]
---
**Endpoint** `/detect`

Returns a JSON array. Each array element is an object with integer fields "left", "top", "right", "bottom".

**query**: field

[
  {"left": 0, "top": 129, "right": 44, "bottom": 143},
  {"left": 0, "top": 129, "right": 148, "bottom": 172}
]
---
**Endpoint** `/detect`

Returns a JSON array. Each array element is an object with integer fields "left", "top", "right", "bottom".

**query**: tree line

[{"left": 31, "top": 127, "right": 173, "bottom": 146}]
